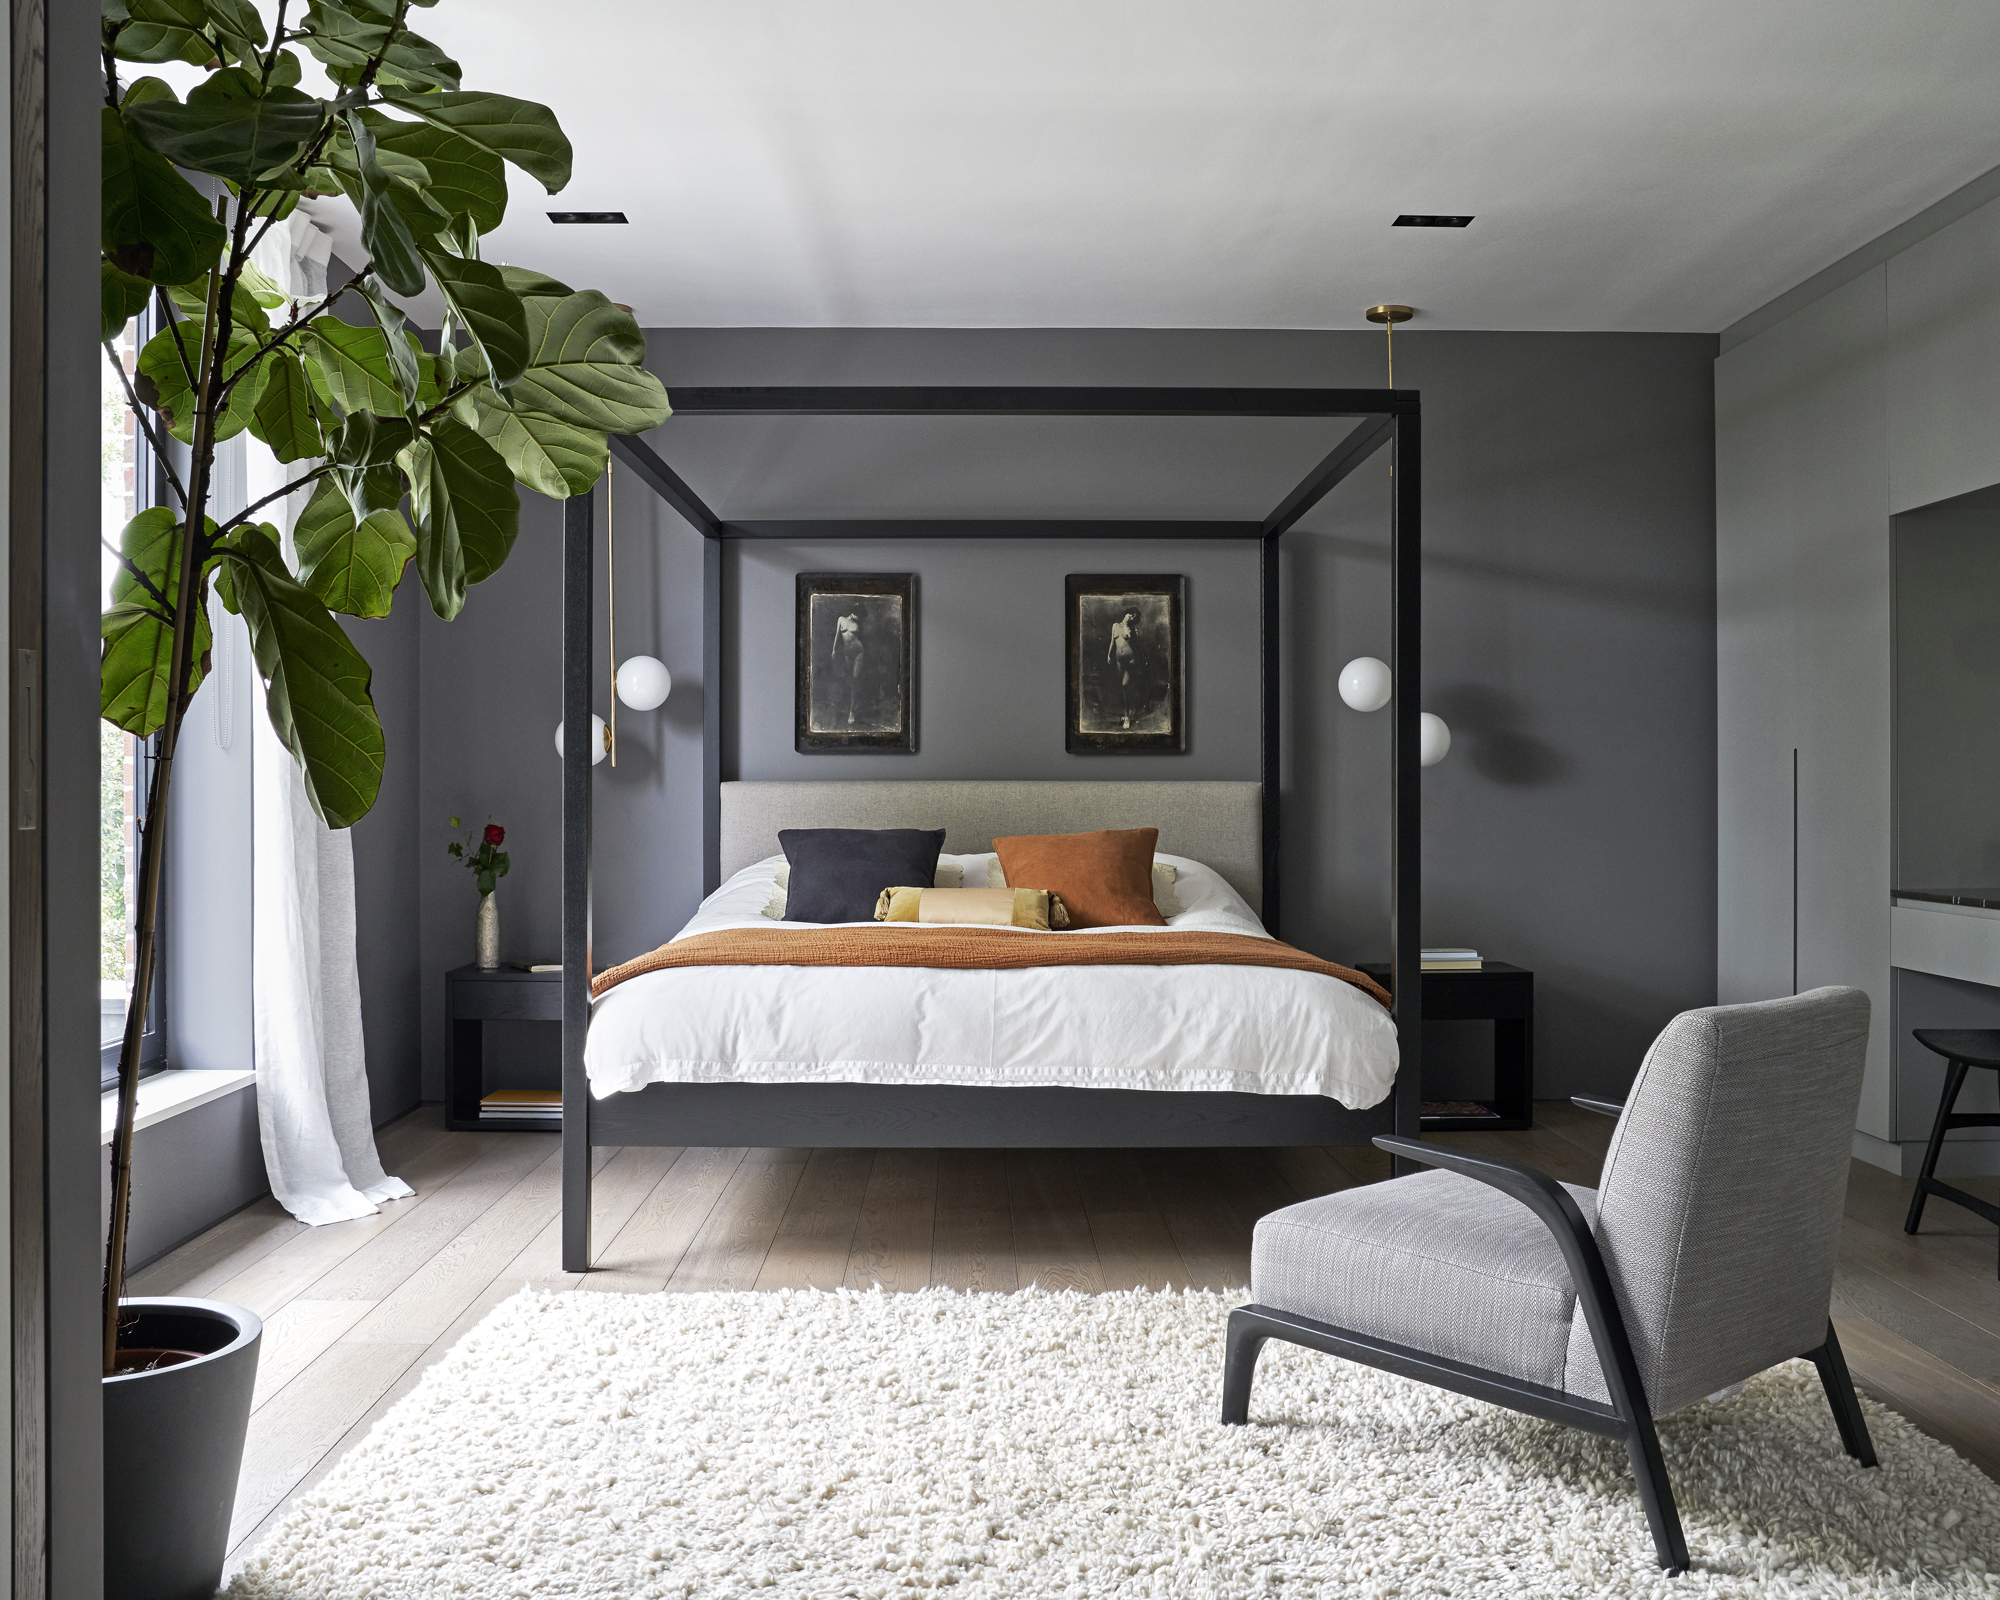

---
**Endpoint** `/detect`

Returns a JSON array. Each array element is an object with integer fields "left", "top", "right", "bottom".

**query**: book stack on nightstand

[
  {"left": 1358, "top": 956, "right": 1534, "bottom": 1132},
  {"left": 480, "top": 1089, "right": 561, "bottom": 1122}
]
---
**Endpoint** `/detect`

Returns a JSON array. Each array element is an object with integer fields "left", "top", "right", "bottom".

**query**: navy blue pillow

[{"left": 779, "top": 828, "right": 947, "bottom": 924}]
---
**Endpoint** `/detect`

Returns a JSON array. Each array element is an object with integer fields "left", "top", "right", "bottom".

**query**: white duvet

[{"left": 586, "top": 852, "right": 1399, "bottom": 1107}]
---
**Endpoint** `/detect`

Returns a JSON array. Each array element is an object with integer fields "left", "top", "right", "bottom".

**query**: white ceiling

[{"left": 306, "top": 0, "right": 2000, "bottom": 331}]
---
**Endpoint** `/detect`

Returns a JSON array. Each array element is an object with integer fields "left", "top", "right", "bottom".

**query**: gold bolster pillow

[{"left": 873, "top": 886, "right": 1071, "bottom": 930}]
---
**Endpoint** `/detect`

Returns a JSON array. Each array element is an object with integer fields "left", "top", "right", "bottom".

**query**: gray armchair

[{"left": 1222, "top": 986, "right": 1877, "bottom": 1574}]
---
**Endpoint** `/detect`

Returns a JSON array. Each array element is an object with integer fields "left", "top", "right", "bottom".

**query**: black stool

[{"left": 1905, "top": 1029, "right": 2000, "bottom": 1277}]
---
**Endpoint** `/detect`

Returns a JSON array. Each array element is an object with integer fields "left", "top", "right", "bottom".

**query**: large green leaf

[
  {"left": 125, "top": 71, "right": 325, "bottom": 186},
  {"left": 428, "top": 419, "right": 519, "bottom": 583},
  {"left": 365, "top": 114, "right": 507, "bottom": 233},
  {"left": 101, "top": 105, "right": 227, "bottom": 285},
  {"left": 401, "top": 435, "right": 464, "bottom": 619},
  {"left": 498, "top": 265, "right": 573, "bottom": 300},
  {"left": 105, "top": 0, "right": 216, "bottom": 66},
  {"left": 379, "top": 90, "right": 572, "bottom": 192},
  {"left": 472, "top": 391, "right": 608, "bottom": 497},
  {"left": 201, "top": 0, "right": 266, "bottom": 60},
  {"left": 99, "top": 506, "right": 212, "bottom": 736},
  {"left": 293, "top": 478, "right": 415, "bottom": 619},
  {"left": 357, "top": 279, "right": 423, "bottom": 408},
  {"left": 301, "top": 318, "right": 407, "bottom": 415},
  {"left": 248, "top": 349, "right": 324, "bottom": 462},
  {"left": 218, "top": 525, "right": 384, "bottom": 829},
  {"left": 102, "top": 262, "right": 153, "bottom": 342},
  {"left": 342, "top": 113, "right": 427, "bottom": 298},
  {"left": 301, "top": 1, "right": 460, "bottom": 91},
  {"left": 425, "top": 252, "right": 527, "bottom": 387},
  {"left": 507, "top": 291, "right": 672, "bottom": 433},
  {"left": 135, "top": 317, "right": 268, "bottom": 443},
  {"left": 167, "top": 255, "right": 283, "bottom": 337},
  {"left": 328, "top": 412, "right": 414, "bottom": 521}
]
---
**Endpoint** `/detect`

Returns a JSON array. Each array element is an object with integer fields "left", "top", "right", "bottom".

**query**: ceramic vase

[{"left": 476, "top": 891, "right": 499, "bottom": 969}]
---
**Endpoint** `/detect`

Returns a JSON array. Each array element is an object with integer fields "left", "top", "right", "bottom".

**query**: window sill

[{"left": 100, "top": 1068, "right": 257, "bottom": 1146}]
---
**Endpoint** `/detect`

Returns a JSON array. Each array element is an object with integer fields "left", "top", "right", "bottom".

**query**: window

[{"left": 100, "top": 315, "right": 165, "bottom": 1088}]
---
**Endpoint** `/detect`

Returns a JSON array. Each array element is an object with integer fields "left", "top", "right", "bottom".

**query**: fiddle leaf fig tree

[{"left": 99, "top": 0, "right": 669, "bottom": 1374}]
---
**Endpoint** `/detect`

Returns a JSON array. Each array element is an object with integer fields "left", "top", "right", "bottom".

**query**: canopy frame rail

[{"left": 561, "top": 387, "right": 1421, "bottom": 1272}]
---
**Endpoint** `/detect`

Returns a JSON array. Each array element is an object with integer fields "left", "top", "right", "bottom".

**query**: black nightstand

[
  {"left": 1358, "top": 961, "right": 1534, "bottom": 1132},
  {"left": 445, "top": 965, "right": 563, "bottom": 1131}
]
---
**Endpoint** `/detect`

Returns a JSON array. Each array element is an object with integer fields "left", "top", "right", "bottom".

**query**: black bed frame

[{"left": 559, "top": 387, "right": 1422, "bottom": 1272}]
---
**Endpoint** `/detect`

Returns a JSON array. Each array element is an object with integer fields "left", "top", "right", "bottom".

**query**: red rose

[{"left": 484, "top": 823, "right": 505, "bottom": 847}]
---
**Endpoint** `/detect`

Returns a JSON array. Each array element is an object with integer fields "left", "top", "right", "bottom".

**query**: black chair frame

[
  {"left": 1903, "top": 1049, "right": 2000, "bottom": 1279},
  {"left": 1221, "top": 1130, "right": 1877, "bottom": 1574}
]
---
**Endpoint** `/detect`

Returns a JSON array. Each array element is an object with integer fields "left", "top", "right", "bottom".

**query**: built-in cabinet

[{"left": 1717, "top": 193, "right": 2000, "bottom": 1175}]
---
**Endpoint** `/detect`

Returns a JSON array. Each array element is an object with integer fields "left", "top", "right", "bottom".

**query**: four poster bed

[{"left": 557, "top": 388, "right": 1423, "bottom": 1273}]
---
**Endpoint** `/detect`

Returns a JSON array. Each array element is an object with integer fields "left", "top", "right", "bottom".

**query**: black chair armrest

[
  {"left": 1373, "top": 1134, "right": 1656, "bottom": 1421},
  {"left": 1572, "top": 1096, "right": 1625, "bottom": 1118}
]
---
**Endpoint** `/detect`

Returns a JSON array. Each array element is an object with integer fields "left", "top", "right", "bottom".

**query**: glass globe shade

[
  {"left": 554, "top": 715, "right": 608, "bottom": 765},
  {"left": 1338, "top": 656, "right": 1392, "bottom": 712},
  {"left": 616, "top": 655, "right": 672, "bottom": 711},
  {"left": 1419, "top": 712, "right": 1452, "bottom": 767}
]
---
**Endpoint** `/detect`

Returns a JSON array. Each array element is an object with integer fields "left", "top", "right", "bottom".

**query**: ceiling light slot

[
  {"left": 548, "top": 211, "right": 629, "bottom": 224},
  {"left": 1393, "top": 215, "right": 1473, "bottom": 228}
]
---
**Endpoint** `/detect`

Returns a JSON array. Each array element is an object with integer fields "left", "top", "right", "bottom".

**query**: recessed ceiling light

[
  {"left": 548, "top": 211, "right": 628, "bottom": 224},
  {"left": 1394, "top": 215, "right": 1473, "bottom": 228}
]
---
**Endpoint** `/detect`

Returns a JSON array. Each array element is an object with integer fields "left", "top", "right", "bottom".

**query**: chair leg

[
  {"left": 1806, "top": 1321, "right": 1877, "bottom": 1467},
  {"left": 1220, "top": 1309, "right": 1269, "bottom": 1425},
  {"left": 1623, "top": 1408, "right": 1689, "bottom": 1574},
  {"left": 1906, "top": 1057, "right": 1968, "bottom": 1235}
]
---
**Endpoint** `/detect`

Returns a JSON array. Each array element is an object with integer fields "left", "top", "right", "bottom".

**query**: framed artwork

[
  {"left": 1066, "top": 573, "right": 1185, "bottom": 753},
  {"left": 795, "top": 572, "right": 917, "bottom": 752}
]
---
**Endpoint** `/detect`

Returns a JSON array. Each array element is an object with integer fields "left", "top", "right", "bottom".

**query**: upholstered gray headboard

[{"left": 719, "top": 780, "right": 1263, "bottom": 913}]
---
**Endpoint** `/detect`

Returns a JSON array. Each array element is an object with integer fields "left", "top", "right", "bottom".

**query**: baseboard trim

[{"left": 1853, "top": 1127, "right": 2000, "bottom": 1178}]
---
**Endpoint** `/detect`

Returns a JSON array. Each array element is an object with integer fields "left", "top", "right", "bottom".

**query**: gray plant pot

[{"left": 103, "top": 1297, "right": 262, "bottom": 1600}]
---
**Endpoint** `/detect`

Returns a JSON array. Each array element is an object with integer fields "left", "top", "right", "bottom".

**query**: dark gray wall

[
  {"left": 406, "top": 328, "right": 1718, "bottom": 1103},
  {"left": 100, "top": 1086, "right": 266, "bottom": 1272},
  {"left": 347, "top": 581, "right": 424, "bottom": 1123}
]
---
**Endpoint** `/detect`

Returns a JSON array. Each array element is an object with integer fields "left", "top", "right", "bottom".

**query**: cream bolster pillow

[
  {"left": 765, "top": 859, "right": 961, "bottom": 920},
  {"left": 874, "top": 886, "right": 1072, "bottom": 931},
  {"left": 988, "top": 855, "right": 1182, "bottom": 918}
]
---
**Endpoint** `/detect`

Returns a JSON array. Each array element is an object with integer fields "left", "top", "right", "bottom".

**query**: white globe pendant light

[
  {"left": 616, "top": 655, "right": 672, "bottom": 711},
  {"left": 1419, "top": 712, "right": 1452, "bottom": 767},
  {"left": 1338, "top": 656, "right": 1392, "bottom": 712},
  {"left": 554, "top": 715, "right": 609, "bottom": 765}
]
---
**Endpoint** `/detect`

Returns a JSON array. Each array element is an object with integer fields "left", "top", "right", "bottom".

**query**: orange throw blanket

[{"left": 591, "top": 926, "right": 1391, "bottom": 1007}]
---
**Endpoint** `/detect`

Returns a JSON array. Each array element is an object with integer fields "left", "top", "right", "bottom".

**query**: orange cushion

[{"left": 990, "top": 828, "right": 1165, "bottom": 930}]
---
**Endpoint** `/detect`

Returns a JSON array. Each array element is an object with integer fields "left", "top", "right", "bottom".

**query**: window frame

[{"left": 100, "top": 309, "right": 169, "bottom": 1092}]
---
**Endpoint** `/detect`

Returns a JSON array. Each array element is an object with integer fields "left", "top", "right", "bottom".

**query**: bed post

[
  {"left": 1259, "top": 533, "right": 1282, "bottom": 937},
  {"left": 704, "top": 535, "right": 723, "bottom": 893},
  {"left": 561, "top": 492, "right": 595, "bottom": 1272},
  {"left": 1390, "top": 407, "right": 1423, "bottom": 1171}
]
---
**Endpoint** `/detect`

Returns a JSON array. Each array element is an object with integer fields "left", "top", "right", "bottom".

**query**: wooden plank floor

[{"left": 128, "top": 1100, "right": 2000, "bottom": 1572}]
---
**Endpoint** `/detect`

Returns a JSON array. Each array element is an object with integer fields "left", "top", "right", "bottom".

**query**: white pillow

[
  {"left": 985, "top": 854, "right": 1183, "bottom": 918},
  {"left": 762, "top": 855, "right": 965, "bottom": 920}
]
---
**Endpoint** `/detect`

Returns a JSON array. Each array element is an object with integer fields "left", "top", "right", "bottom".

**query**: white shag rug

[{"left": 229, "top": 1287, "right": 2000, "bottom": 1600}]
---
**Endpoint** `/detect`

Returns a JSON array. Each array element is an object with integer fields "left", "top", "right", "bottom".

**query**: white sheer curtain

[{"left": 245, "top": 214, "right": 412, "bottom": 1225}]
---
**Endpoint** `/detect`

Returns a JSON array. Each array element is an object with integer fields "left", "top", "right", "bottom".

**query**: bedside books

[
  {"left": 1421, "top": 947, "right": 1482, "bottom": 970},
  {"left": 480, "top": 1089, "right": 561, "bottom": 1121}
]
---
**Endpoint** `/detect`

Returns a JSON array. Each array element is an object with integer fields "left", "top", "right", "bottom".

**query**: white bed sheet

[{"left": 585, "top": 853, "right": 1399, "bottom": 1107}]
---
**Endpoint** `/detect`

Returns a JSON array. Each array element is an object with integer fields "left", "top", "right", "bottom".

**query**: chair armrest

[
  {"left": 1571, "top": 1096, "right": 1625, "bottom": 1118},
  {"left": 1374, "top": 1135, "right": 1592, "bottom": 1248},
  {"left": 1373, "top": 1134, "right": 1656, "bottom": 1420}
]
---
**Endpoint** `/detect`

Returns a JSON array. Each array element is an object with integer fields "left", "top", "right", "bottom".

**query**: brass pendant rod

[{"left": 606, "top": 457, "right": 617, "bottom": 765}]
